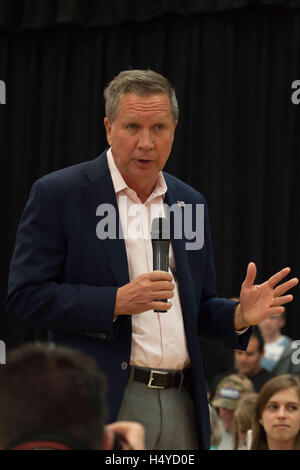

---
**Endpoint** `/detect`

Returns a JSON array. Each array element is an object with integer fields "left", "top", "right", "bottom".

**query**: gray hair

[{"left": 103, "top": 69, "right": 179, "bottom": 123}]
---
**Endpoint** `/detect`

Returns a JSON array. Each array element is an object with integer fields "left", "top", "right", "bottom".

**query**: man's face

[
  {"left": 218, "top": 407, "right": 235, "bottom": 432},
  {"left": 259, "top": 314, "right": 285, "bottom": 339},
  {"left": 234, "top": 337, "right": 264, "bottom": 377},
  {"left": 104, "top": 93, "right": 177, "bottom": 195}
]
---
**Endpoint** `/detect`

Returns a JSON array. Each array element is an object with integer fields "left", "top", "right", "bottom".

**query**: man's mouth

[{"left": 136, "top": 159, "right": 152, "bottom": 165}]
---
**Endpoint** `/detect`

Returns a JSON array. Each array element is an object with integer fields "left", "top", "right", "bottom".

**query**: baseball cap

[{"left": 211, "top": 373, "right": 254, "bottom": 410}]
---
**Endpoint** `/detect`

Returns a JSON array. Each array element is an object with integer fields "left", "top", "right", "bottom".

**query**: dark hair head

[
  {"left": 0, "top": 342, "right": 107, "bottom": 450},
  {"left": 251, "top": 325, "right": 265, "bottom": 352}
]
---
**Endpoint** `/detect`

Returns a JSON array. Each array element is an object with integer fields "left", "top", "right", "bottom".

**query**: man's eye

[{"left": 127, "top": 124, "right": 137, "bottom": 129}]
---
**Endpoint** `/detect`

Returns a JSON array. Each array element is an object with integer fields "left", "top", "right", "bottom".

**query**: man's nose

[
  {"left": 137, "top": 130, "right": 154, "bottom": 150},
  {"left": 238, "top": 357, "right": 247, "bottom": 366}
]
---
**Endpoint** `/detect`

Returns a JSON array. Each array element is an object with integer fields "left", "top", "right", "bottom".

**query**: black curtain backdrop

[{"left": 1, "top": 1, "right": 300, "bottom": 350}]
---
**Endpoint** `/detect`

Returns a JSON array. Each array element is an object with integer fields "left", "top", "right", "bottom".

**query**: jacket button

[
  {"left": 99, "top": 333, "right": 106, "bottom": 340},
  {"left": 121, "top": 362, "right": 128, "bottom": 370}
]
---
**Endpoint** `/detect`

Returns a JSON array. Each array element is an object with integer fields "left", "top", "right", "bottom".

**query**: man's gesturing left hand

[{"left": 234, "top": 262, "right": 299, "bottom": 331}]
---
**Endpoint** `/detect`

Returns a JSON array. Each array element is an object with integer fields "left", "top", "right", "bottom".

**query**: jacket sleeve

[{"left": 5, "top": 179, "right": 118, "bottom": 336}]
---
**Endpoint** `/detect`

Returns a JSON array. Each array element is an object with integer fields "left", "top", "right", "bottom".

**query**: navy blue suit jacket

[{"left": 6, "top": 150, "right": 250, "bottom": 449}]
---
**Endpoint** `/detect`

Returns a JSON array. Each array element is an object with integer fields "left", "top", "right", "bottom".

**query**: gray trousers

[{"left": 117, "top": 368, "right": 200, "bottom": 450}]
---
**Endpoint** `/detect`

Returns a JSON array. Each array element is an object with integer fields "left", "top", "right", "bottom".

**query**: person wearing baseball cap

[{"left": 211, "top": 373, "right": 254, "bottom": 450}]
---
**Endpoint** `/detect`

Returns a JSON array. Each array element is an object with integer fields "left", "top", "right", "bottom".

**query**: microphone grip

[
  {"left": 153, "top": 240, "right": 169, "bottom": 271},
  {"left": 152, "top": 240, "right": 170, "bottom": 312}
]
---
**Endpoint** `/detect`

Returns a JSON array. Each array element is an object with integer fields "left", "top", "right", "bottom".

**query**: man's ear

[
  {"left": 100, "top": 429, "right": 114, "bottom": 450},
  {"left": 104, "top": 117, "right": 112, "bottom": 147}
]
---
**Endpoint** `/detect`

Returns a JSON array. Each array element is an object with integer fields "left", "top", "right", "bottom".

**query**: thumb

[{"left": 242, "top": 262, "right": 257, "bottom": 289}]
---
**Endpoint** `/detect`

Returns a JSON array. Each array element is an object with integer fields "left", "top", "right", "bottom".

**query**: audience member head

[
  {"left": 258, "top": 312, "right": 286, "bottom": 344},
  {"left": 0, "top": 342, "right": 109, "bottom": 450},
  {"left": 209, "top": 404, "right": 224, "bottom": 449},
  {"left": 211, "top": 373, "right": 254, "bottom": 433},
  {"left": 251, "top": 374, "right": 300, "bottom": 450},
  {"left": 103, "top": 69, "right": 179, "bottom": 123},
  {"left": 233, "top": 392, "right": 258, "bottom": 450},
  {"left": 234, "top": 326, "right": 264, "bottom": 377}
]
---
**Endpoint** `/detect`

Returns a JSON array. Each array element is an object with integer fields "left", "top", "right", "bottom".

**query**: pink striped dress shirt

[{"left": 107, "top": 148, "right": 191, "bottom": 370}]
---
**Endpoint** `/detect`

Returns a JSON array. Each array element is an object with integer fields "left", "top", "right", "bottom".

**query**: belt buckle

[{"left": 147, "top": 370, "right": 168, "bottom": 389}]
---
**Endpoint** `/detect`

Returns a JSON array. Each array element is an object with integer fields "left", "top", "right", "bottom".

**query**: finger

[
  {"left": 149, "top": 271, "right": 173, "bottom": 282},
  {"left": 267, "top": 306, "right": 286, "bottom": 316},
  {"left": 107, "top": 421, "right": 145, "bottom": 450},
  {"left": 267, "top": 267, "right": 291, "bottom": 289},
  {"left": 271, "top": 294, "right": 293, "bottom": 307},
  {"left": 273, "top": 277, "right": 299, "bottom": 297},
  {"left": 152, "top": 281, "right": 175, "bottom": 292},
  {"left": 150, "top": 301, "right": 172, "bottom": 311},
  {"left": 151, "top": 290, "right": 174, "bottom": 300},
  {"left": 242, "top": 262, "right": 257, "bottom": 289}
]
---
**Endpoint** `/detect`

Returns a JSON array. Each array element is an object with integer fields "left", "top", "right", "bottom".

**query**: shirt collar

[{"left": 106, "top": 147, "right": 167, "bottom": 202}]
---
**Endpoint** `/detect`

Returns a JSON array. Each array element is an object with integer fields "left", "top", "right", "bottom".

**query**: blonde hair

[
  {"left": 233, "top": 392, "right": 257, "bottom": 450},
  {"left": 251, "top": 375, "right": 300, "bottom": 450},
  {"left": 209, "top": 404, "right": 223, "bottom": 448}
]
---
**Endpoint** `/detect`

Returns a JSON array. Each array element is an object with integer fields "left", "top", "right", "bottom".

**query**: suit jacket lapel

[
  {"left": 81, "top": 151, "right": 130, "bottom": 287},
  {"left": 164, "top": 175, "right": 193, "bottom": 323},
  {"left": 164, "top": 175, "right": 187, "bottom": 276},
  {"left": 80, "top": 157, "right": 193, "bottom": 306}
]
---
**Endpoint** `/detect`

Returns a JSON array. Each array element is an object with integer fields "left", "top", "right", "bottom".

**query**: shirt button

[{"left": 121, "top": 362, "right": 128, "bottom": 370}]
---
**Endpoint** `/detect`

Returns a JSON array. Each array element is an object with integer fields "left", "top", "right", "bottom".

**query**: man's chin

[{"left": 238, "top": 369, "right": 249, "bottom": 376}]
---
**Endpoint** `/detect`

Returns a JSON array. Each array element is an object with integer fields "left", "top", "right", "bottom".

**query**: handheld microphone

[{"left": 151, "top": 217, "right": 170, "bottom": 312}]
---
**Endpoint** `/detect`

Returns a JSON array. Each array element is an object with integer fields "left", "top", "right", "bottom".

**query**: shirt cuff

[{"left": 235, "top": 327, "right": 249, "bottom": 335}]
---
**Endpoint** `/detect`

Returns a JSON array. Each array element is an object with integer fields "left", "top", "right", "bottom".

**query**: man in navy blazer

[{"left": 6, "top": 70, "right": 298, "bottom": 450}]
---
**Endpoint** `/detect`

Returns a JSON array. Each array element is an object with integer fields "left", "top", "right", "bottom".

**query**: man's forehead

[
  {"left": 235, "top": 336, "right": 260, "bottom": 353},
  {"left": 117, "top": 92, "right": 172, "bottom": 116},
  {"left": 247, "top": 337, "right": 261, "bottom": 352}
]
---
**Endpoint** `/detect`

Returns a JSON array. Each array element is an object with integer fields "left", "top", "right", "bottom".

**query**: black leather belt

[{"left": 130, "top": 366, "right": 187, "bottom": 390}]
